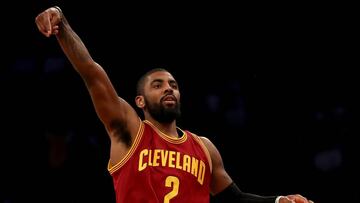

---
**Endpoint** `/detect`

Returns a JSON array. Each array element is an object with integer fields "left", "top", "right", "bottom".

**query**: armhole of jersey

[
  {"left": 108, "top": 119, "right": 144, "bottom": 175},
  {"left": 189, "top": 132, "right": 213, "bottom": 174}
]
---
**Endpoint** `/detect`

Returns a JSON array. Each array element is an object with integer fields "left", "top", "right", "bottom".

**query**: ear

[{"left": 135, "top": 95, "right": 145, "bottom": 108}]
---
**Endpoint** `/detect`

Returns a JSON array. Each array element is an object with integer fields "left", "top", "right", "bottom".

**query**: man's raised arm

[{"left": 35, "top": 6, "right": 140, "bottom": 158}]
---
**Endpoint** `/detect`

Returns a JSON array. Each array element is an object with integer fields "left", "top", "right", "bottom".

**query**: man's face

[{"left": 143, "top": 71, "right": 181, "bottom": 123}]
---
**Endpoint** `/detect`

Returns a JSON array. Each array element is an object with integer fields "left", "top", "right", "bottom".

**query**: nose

[
  {"left": 164, "top": 83, "right": 174, "bottom": 94},
  {"left": 164, "top": 86, "right": 174, "bottom": 94}
]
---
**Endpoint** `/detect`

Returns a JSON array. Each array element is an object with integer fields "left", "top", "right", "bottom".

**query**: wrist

[
  {"left": 53, "top": 6, "right": 62, "bottom": 13},
  {"left": 275, "top": 196, "right": 284, "bottom": 203},
  {"left": 53, "top": 6, "right": 63, "bottom": 21}
]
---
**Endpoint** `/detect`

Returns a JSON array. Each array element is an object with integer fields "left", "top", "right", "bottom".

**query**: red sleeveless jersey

[{"left": 108, "top": 120, "right": 212, "bottom": 203}]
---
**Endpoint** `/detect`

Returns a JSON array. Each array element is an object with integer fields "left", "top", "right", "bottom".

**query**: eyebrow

[
  {"left": 151, "top": 78, "right": 177, "bottom": 84},
  {"left": 150, "top": 79, "right": 164, "bottom": 85},
  {"left": 169, "top": 80, "right": 178, "bottom": 85}
]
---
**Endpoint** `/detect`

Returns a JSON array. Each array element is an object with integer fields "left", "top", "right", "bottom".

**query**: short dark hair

[{"left": 136, "top": 68, "right": 169, "bottom": 96}]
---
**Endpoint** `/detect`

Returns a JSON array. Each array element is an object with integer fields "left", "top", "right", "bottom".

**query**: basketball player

[{"left": 35, "top": 6, "right": 314, "bottom": 203}]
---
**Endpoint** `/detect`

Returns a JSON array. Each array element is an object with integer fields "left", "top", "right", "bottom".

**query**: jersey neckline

[{"left": 144, "top": 120, "right": 187, "bottom": 144}]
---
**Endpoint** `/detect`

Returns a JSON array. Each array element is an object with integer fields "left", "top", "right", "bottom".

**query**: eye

[
  {"left": 169, "top": 81, "right": 178, "bottom": 89},
  {"left": 171, "top": 84, "right": 178, "bottom": 89}
]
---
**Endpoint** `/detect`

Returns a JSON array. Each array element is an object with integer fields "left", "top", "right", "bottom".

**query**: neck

[{"left": 145, "top": 117, "right": 178, "bottom": 138}]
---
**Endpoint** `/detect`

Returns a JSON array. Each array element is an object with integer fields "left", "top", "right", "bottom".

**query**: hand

[
  {"left": 279, "top": 194, "right": 314, "bottom": 203},
  {"left": 35, "top": 6, "right": 62, "bottom": 37}
]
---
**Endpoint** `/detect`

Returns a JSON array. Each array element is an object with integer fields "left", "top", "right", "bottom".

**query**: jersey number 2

[{"left": 164, "top": 176, "right": 179, "bottom": 203}]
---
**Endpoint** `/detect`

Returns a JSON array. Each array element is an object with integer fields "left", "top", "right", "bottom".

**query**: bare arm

[
  {"left": 35, "top": 7, "right": 140, "bottom": 163},
  {"left": 199, "top": 136, "right": 234, "bottom": 195}
]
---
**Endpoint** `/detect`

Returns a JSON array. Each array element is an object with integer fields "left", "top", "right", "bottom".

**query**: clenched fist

[{"left": 35, "top": 6, "right": 62, "bottom": 37}]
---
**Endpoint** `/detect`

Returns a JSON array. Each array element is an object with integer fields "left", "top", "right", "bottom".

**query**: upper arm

[
  {"left": 200, "top": 136, "right": 233, "bottom": 195},
  {"left": 80, "top": 62, "right": 140, "bottom": 142}
]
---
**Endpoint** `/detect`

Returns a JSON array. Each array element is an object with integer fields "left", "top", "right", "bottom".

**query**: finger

[
  {"left": 35, "top": 16, "right": 49, "bottom": 37},
  {"left": 45, "top": 11, "right": 53, "bottom": 36},
  {"left": 282, "top": 196, "right": 296, "bottom": 203},
  {"left": 50, "top": 11, "right": 61, "bottom": 26},
  {"left": 298, "top": 195, "right": 309, "bottom": 203},
  {"left": 51, "top": 25, "right": 60, "bottom": 35},
  {"left": 36, "top": 12, "right": 52, "bottom": 37},
  {"left": 309, "top": 201, "right": 314, "bottom": 203}
]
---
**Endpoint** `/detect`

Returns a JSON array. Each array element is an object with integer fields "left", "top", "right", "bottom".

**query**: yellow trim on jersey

[
  {"left": 189, "top": 133, "right": 213, "bottom": 174},
  {"left": 108, "top": 120, "right": 145, "bottom": 174},
  {"left": 144, "top": 120, "right": 187, "bottom": 144}
]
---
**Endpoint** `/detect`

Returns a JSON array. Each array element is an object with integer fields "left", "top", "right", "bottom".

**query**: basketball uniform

[{"left": 108, "top": 120, "right": 212, "bottom": 203}]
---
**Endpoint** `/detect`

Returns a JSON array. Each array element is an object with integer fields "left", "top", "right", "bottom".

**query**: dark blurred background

[{"left": 1, "top": 1, "right": 358, "bottom": 202}]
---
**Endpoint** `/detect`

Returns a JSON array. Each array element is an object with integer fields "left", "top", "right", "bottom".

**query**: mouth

[{"left": 161, "top": 95, "right": 177, "bottom": 105}]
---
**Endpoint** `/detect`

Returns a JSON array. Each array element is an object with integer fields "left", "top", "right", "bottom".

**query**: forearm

[
  {"left": 55, "top": 8, "right": 95, "bottom": 77},
  {"left": 213, "top": 182, "right": 277, "bottom": 203}
]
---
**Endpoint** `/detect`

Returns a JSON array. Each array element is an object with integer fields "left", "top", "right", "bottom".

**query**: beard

[{"left": 145, "top": 98, "right": 181, "bottom": 123}]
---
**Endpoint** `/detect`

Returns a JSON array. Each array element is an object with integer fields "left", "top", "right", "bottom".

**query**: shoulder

[
  {"left": 198, "top": 136, "right": 212, "bottom": 146},
  {"left": 186, "top": 131, "right": 212, "bottom": 148},
  {"left": 192, "top": 135, "right": 225, "bottom": 169},
  {"left": 188, "top": 133, "right": 212, "bottom": 149},
  {"left": 188, "top": 133, "right": 220, "bottom": 158},
  {"left": 198, "top": 136, "right": 221, "bottom": 158}
]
